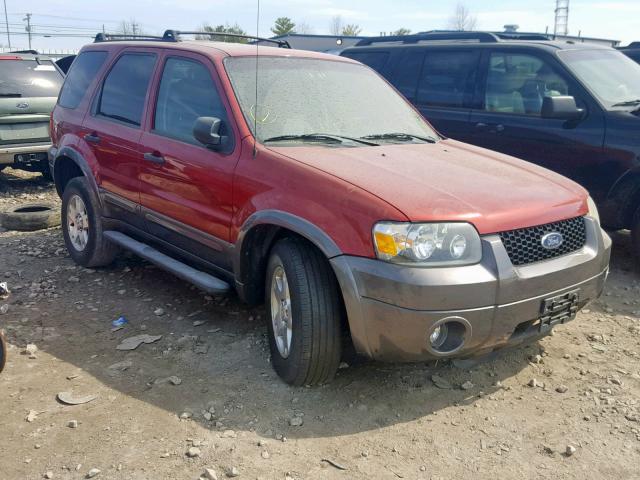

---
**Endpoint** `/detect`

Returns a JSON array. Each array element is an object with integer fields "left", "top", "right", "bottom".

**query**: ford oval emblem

[
  {"left": 16, "top": 102, "right": 29, "bottom": 109},
  {"left": 541, "top": 232, "right": 564, "bottom": 250}
]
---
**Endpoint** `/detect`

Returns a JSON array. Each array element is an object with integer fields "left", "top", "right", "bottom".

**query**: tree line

[{"left": 116, "top": 3, "right": 478, "bottom": 42}]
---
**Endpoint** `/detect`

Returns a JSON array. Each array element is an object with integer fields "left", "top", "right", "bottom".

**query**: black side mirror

[
  {"left": 541, "top": 96, "right": 584, "bottom": 121},
  {"left": 193, "top": 116, "right": 226, "bottom": 149}
]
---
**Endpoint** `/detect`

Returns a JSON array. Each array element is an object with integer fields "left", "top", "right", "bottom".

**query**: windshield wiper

[
  {"left": 0, "top": 92, "right": 22, "bottom": 98},
  {"left": 263, "top": 133, "right": 378, "bottom": 146},
  {"left": 611, "top": 99, "right": 640, "bottom": 107},
  {"left": 360, "top": 132, "right": 438, "bottom": 143}
]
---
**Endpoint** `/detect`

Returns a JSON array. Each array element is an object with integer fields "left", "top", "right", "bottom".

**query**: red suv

[{"left": 49, "top": 31, "right": 611, "bottom": 385}]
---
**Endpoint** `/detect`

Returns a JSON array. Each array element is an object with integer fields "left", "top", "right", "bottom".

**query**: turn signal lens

[{"left": 373, "top": 222, "right": 482, "bottom": 266}]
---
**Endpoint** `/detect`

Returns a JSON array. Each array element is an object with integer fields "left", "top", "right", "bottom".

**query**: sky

[{"left": 0, "top": 0, "right": 638, "bottom": 52}]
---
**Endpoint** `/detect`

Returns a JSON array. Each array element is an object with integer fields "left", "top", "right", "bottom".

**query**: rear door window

[
  {"left": 0, "top": 59, "right": 63, "bottom": 98},
  {"left": 97, "top": 53, "right": 157, "bottom": 126},
  {"left": 416, "top": 50, "right": 480, "bottom": 108},
  {"left": 58, "top": 51, "right": 108, "bottom": 109},
  {"left": 153, "top": 56, "right": 229, "bottom": 144},
  {"left": 484, "top": 52, "right": 569, "bottom": 115}
]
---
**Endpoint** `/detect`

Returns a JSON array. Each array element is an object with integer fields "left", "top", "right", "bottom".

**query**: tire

[
  {"left": 265, "top": 237, "right": 343, "bottom": 386},
  {"left": 0, "top": 331, "right": 6, "bottom": 373},
  {"left": 61, "top": 176, "right": 119, "bottom": 268},
  {"left": 0, "top": 203, "right": 60, "bottom": 231}
]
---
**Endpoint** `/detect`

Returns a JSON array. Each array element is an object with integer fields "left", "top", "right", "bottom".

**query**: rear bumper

[
  {"left": 0, "top": 143, "right": 50, "bottom": 165},
  {"left": 331, "top": 216, "right": 611, "bottom": 362}
]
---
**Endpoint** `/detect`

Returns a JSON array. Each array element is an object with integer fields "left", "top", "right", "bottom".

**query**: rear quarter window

[
  {"left": 0, "top": 59, "right": 63, "bottom": 98},
  {"left": 341, "top": 51, "right": 390, "bottom": 71},
  {"left": 59, "top": 51, "right": 108, "bottom": 109}
]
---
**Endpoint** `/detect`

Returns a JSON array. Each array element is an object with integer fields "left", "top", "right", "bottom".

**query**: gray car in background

[{"left": 0, "top": 53, "right": 64, "bottom": 179}]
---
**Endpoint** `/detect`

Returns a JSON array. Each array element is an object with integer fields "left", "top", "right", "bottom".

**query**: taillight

[
  {"left": 0, "top": 56, "right": 21, "bottom": 60},
  {"left": 49, "top": 112, "right": 55, "bottom": 142}
]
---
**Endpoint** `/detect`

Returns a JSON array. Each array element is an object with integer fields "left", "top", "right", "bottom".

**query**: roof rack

[
  {"left": 494, "top": 32, "right": 550, "bottom": 40},
  {"left": 162, "top": 30, "right": 291, "bottom": 48},
  {"left": 355, "top": 30, "right": 554, "bottom": 47},
  {"left": 94, "top": 33, "right": 166, "bottom": 43},
  {"left": 356, "top": 31, "right": 500, "bottom": 46}
]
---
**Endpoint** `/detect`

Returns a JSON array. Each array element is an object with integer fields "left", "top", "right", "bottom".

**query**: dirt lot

[{"left": 1, "top": 167, "right": 639, "bottom": 480}]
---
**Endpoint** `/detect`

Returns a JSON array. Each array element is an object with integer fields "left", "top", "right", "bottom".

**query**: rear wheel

[
  {"left": 266, "top": 238, "right": 343, "bottom": 386},
  {"left": 62, "top": 177, "right": 119, "bottom": 267}
]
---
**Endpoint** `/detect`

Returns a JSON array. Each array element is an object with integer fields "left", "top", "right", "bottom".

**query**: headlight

[
  {"left": 587, "top": 196, "right": 600, "bottom": 224},
  {"left": 373, "top": 222, "right": 482, "bottom": 266}
]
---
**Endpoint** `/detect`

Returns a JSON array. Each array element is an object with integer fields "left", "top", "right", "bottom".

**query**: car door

[
  {"left": 82, "top": 50, "right": 158, "bottom": 228},
  {"left": 390, "top": 48, "right": 480, "bottom": 141},
  {"left": 138, "top": 51, "right": 240, "bottom": 271},
  {"left": 467, "top": 49, "right": 606, "bottom": 191}
]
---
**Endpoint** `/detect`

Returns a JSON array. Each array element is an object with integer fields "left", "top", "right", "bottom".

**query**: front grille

[{"left": 499, "top": 216, "right": 587, "bottom": 266}]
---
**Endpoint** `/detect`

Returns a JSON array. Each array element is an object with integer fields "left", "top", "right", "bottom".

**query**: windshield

[
  {"left": 224, "top": 57, "right": 438, "bottom": 145},
  {"left": 558, "top": 49, "right": 640, "bottom": 110}
]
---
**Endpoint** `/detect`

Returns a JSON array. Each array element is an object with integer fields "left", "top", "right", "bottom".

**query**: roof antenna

[{"left": 253, "top": 0, "right": 260, "bottom": 158}]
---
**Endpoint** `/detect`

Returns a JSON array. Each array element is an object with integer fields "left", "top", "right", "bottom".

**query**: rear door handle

[
  {"left": 84, "top": 133, "right": 101, "bottom": 144},
  {"left": 143, "top": 152, "right": 165, "bottom": 165}
]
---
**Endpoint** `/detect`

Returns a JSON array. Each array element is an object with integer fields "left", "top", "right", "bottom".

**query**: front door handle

[
  {"left": 475, "top": 122, "right": 504, "bottom": 132},
  {"left": 143, "top": 152, "right": 165, "bottom": 165},
  {"left": 84, "top": 133, "right": 101, "bottom": 144}
]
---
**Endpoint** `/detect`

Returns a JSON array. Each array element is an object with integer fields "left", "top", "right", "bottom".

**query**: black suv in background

[
  {"left": 341, "top": 31, "right": 640, "bottom": 257},
  {"left": 0, "top": 52, "right": 64, "bottom": 178},
  {"left": 619, "top": 42, "right": 640, "bottom": 64}
]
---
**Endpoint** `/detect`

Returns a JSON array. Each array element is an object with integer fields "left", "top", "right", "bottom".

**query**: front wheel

[
  {"left": 632, "top": 207, "right": 640, "bottom": 263},
  {"left": 266, "top": 238, "right": 343, "bottom": 386}
]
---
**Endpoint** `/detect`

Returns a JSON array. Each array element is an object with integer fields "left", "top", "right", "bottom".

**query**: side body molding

[{"left": 233, "top": 210, "right": 344, "bottom": 302}]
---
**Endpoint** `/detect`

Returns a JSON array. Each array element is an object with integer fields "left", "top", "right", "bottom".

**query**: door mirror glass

[
  {"left": 193, "top": 116, "right": 224, "bottom": 148},
  {"left": 541, "top": 95, "right": 584, "bottom": 120}
]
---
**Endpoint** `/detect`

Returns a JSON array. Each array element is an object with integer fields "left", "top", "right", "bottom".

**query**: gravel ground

[{"left": 1, "top": 168, "right": 639, "bottom": 480}]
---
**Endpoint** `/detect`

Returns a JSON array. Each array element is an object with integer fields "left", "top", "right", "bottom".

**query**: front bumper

[
  {"left": 331, "top": 216, "right": 611, "bottom": 362},
  {"left": 0, "top": 143, "right": 51, "bottom": 165}
]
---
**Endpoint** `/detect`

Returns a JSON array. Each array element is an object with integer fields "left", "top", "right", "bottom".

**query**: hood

[{"left": 268, "top": 139, "right": 588, "bottom": 235}]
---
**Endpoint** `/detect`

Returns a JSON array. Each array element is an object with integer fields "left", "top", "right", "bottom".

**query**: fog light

[{"left": 429, "top": 323, "right": 448, "bottom": 348}]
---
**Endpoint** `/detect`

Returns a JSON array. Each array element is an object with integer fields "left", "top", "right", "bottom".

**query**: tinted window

[
  {"left": 0, "top": 59, "right": 63, "bottom": 98},
  {"left": 59, "top": 51, "right": 107, "bottom": 108},
  {"left": 342, "top": 51, "right": 389, "bottom": 72},
  {"left": 416, "top": 50, "right": 479, "bottom": 107},
  {"left": 154, "top": 57, "right": 227, "bottom": 144},
  {"left": 98, "top": 53, "right": 156, "bottom": 126},
  {"left": 485, "top": 52, "right": 569, "bottom": 115},
  {"left": 391, "top": 51, "right": 424, "bottom": 101}
]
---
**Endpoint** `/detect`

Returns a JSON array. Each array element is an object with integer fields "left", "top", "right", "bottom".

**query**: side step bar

[{"left": 103, "top": 231, "right": 230, "bottom": 294}]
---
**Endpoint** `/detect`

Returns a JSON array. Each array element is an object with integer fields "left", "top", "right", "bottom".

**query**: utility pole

[
  {"left": 131, "top": 20, "right": 138, "bottom": 36},
  {"left": 23, "top": 12, "right": 32, "bottom": 49},
  {"left": 2, "top": 0, "right": 10, "bottom": 49}
]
